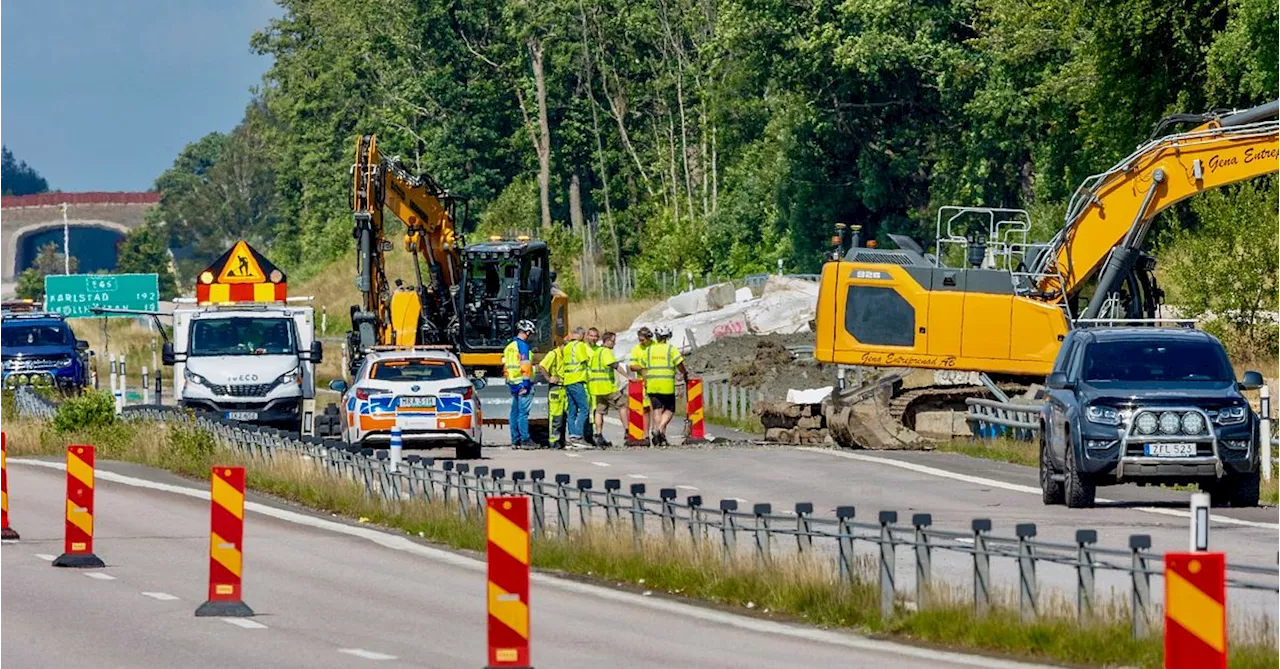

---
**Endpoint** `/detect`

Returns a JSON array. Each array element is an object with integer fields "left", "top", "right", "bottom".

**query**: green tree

[
  {"left": 116, "top": 223, "right": 180, "bottom": 300},
  {"left": 2, "top": 146, "right": 50, "bottom": 196},
  {"left": 15, "top": 242, "right": 78, "bottom": 301}
]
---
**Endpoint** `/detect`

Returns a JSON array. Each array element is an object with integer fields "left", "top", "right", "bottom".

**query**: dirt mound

[{"left": 686, "top": 333, "right": 836, "bottom": 400}]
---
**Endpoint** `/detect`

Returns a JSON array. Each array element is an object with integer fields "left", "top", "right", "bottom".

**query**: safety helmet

[
  {"left": 517, "top": 319, "right": 537, "bottom": 334},
  {"left": 653, "top": 325, "right": 672, "bottom": 339},
  {"left": 637, "top": 326, "right": 653, "bottom": 338}
]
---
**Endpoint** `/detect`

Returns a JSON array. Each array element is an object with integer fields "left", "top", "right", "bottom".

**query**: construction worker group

[{"left": 503, "top": 321, "right": 688, "bottom": 449}]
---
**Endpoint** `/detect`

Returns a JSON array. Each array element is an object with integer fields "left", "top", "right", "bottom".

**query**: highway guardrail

[{"left": 14, "top": 388, "right": 1276, "bottom": 637}]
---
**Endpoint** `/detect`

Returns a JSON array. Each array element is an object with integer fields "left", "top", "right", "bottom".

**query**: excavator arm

[
  {"left": 1033, "top": 101, "right": 1279, "bottom": 315},
  {"left": 350, "top": 134, "right": 467, "bottom": 353}
]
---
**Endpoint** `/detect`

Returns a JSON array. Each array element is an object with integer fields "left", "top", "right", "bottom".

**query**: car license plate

[
  {"left": 1145, "top": 443, "right": 1197, "bottom": 457},
  {"left": 227, "top": 411, "right": 258, "bottom": 421},
  {"left": 398, "top": 396, "right": 436, "bottom": 408}
]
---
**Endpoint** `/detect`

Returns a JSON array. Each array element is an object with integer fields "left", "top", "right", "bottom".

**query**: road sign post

[
  {"left": 44, "top": 274, "right": 159, "bottom": 319},
  {"left": 2, "top": 432, "right": 19, "bottom": 540},
  {"left": 486, "top": 496, "right": 532, "bottom": 669},
  {"left": 196, "top": 466, "right": 254, "bottom": 617},
  {"left": 53, "top": 445, "right": 105, "bottom": 568},
  {"left": 1164, "top": 552, "right": 1226, "bottom": 669}
]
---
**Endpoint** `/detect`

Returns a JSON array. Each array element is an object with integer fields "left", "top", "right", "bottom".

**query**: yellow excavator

[
  {"left": 346, "top": 134, "right": 568, "bottom": 426},
  {"left": 815, "top": 100, "right": 1279, "bottom": 442}
]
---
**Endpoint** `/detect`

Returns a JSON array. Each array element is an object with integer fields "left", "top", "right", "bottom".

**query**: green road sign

[{"left": 44, "top": 274, "right": 160, "bottom": 319}]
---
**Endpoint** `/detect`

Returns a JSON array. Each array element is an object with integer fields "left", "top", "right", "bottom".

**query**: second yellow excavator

[{"left": 814, "top": 100, "right": 1278, "bottom": 440}]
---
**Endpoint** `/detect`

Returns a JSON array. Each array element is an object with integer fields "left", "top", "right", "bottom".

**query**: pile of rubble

[{"left": 756, "top": 400, "right": 831, "bottom": 445}]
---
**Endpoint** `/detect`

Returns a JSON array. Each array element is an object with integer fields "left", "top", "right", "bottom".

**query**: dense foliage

[
  {"left": 15, "top": 243, "right": 78, "bottom": 301},
  {"left": 2, "top": 146, "right": 50, "bottom": 196},
  {"left": 148, "top": 0, "right": 1277, "bottom": 285}
]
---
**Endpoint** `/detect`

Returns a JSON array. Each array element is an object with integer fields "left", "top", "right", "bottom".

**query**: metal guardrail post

[
  {"left": 1261, "top": 385, "right": 1272, "bottom": 482},
  {"left": 1016, "top": 523, "right": 1038, "bottom": 621},
  {"left": 489, "top": 467, "right": 505, "bottom": 498},
  {"left": 1075, "top": 529, "right": 1097, "bottom": 622},
  {"left": 473, "top": 466, "right": 490, "bottom": 508},
  {"left": 687, "top": 495, "right": 703, "bottom": 544},
  {"left": 456, "top": 463, "right": 471, "bottom": 520},
  {"left": 753, "top": 504, "right": 772, "bottom": 565},
  {"left": 659, "top": 488, "right": 677, "bottom": 538},
  {"left": 509, "top": 469, "right": 524, "bottom": 498},
  {"left": 529, "top": 470, "right": 546, "bottom": 537},
  {"left": 1129, "top": 535, "right": 1152, "bottom": 638},
  {"left": 441, "top": 461, "right": 455, "bottom": 506},
  {"left": 972, "top": 519, "right": 992, "bottom": 614},
  {"left": 913, "top": 513, "right": 932, "bottom": 609},
  {"left": 836, "top": 506, "right": 855, "bottom": 584},
  {"left": 878, "top": 511, "right": 898, "bottom": 619},
  {"left": 718, "top": 499, "right": 738, "bottom": 565},
  {"left": 554, "top": 474, "right": 571, "bottom": 536},
  {"left": 630, "top": 484, "right": 646, "bottom": 552},
  {"left": 795, "top": 503, "right": 813, "bottom": 553},
  {"left": 577, "top": 478, "right": 594, "bottom": 527},
  {"left": 604, "top": 479, "right": 621, "bottom": 526}
]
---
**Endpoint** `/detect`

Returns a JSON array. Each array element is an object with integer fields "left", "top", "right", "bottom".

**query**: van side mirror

[
  {"left": 1239, "top": 370, "right": 1264, "bottom": 390},
  {"left": 311, "top": 341, "right": 324, "bottom": 363},
  {"left": 471, "top": 376, "right": 488, "bottom": 390},
  {"left": 75, "top": 339, "right": 89, "bottom": 352},
  {"left": 162, "top": 342, "right": 176, "bottom": 366},
  {"left": 1046, "top": 371, "right": 1074, "bottom": 390}
]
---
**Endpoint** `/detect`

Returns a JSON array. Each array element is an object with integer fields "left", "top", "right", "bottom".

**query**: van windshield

[
  {"left": 1082, "top": 340, "right": 1233, "bottom": 383},
  {"left": 190, "top": 317, "right": 296, "bottom": 356},
  {"left": 1, "top": 324, "right": 73, "bottom": 348}
]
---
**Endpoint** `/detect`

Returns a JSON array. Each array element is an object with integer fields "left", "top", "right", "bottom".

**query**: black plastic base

[
  {"left": 52, "top": 552, "right": 105, "bottom": 568},
  {"left": 195, "top": 599, "right": 255, "bottom": 617},
  {"left": 2, "top": 527, "right": 19, "bottom": 540}
]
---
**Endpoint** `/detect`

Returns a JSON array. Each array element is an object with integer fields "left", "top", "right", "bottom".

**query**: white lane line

[
  {"left": 34, "top": 553, "right": 57, "bottom": 561},
  {"left": 338, "top": 649, "right": 398, "bottom": 661},
  {"left": 222, "top": 618, "right": 268, "bottom": 629},
  {"left": 84, "top": 572, "right": 116, "bottom": 580},
  {"left": 141, "top": 592, "right": 180, "bottom": 601},
  {"left": 796, "top": 447, "right": 1279, "bottom": 530},
  {"left": 590, "top": 461, "right": 611, "bottom": 467},
  {"left": 564, "top": 453, "right": 582, "bottom": 458},
  {"left": 12, "top": 458, "right": 1052, "bottom": 669},
  {"left": 675, "top": 485, "right": 699, "bottom": 491},
  {"left": 627, "top": 474, "right": 648, "bottom": 479}
]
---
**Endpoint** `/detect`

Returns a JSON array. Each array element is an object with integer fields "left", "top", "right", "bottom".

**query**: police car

[{"left": 328, "top": 347, "right": 485, "bottom": 459}]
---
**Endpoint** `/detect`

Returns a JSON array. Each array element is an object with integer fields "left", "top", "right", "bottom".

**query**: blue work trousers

[
  {"left": 565, "top": 382, "right": 589, "bottom": 439},
  {"left": 508, "top": 386, "right": 532, "bottom": 444}
]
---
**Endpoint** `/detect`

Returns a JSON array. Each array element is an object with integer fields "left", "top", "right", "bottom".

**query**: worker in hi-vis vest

[
  {"left": 502, "top": 320, "right": 537, "bottom": 448},
  {"left": 630, "top": 325, "right": 687, "bottom": 446},
  {"left": 588, "top": 331, "right": 629, "bottom": 447}
]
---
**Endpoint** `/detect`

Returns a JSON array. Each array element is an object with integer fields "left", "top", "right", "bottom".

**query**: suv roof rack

[
  {"left": 2, "top": 311, "right": 65, "bottom": 321},
  {"left": 1074, "top": 318, "right": 1198, "bottom": 328}
]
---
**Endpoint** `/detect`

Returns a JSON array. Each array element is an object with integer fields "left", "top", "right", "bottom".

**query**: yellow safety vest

[
  {"left": 642, "top": 342, "right": 681, "bottom": 394},
  {"left": 540, "top": 347, "right": 564, "bottom": 379},
  {"left": 561, "top": 340, "right": 591, "bottom": 385},
  {"left": 588, "top": 347, "right": 619, "bottom": 396},
  {"left": 503, "top": 340, "right": 531, "bottom": 383}
]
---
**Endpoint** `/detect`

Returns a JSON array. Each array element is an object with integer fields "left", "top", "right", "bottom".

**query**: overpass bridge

[{"left": 1, "top": 192, "right": 159, "bottom": 288}]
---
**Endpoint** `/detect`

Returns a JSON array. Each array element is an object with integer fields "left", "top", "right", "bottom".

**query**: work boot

[{"left": 594, "top": 434, "right": 612, "bottom": 449}]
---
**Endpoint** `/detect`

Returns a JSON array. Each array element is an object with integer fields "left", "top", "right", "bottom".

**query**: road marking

[
  {"left": 564, "top": 453, "right": 582, "bottom": 458},
  {"left": 795, "top": 447, "right": 1279, "bottom": 530},
  {"left": 676, "top": 485, "right": 699, "bottom": 491},
  {"left": 34, "top": 553, "right": 57, "bottom": 561},
  {"left": 222, "top": 618, "right": 268, "bottom": 629},
  {"left": 627, "top": 474, "right": 648, "bottom": 479},
  {"left": 13, "top": 458, "right": 1057, "bottom": 669},
  {"left": 338, "top": 649, "right": 398, "bottom": 661},
  {"left": 84, "top": 572, "right": 115, "bottom": 580},
  {"left": 591, "top": 461, "right": 611, "bottom": 467},
  {"left": 141, "top": 592, "right": 179, "bottom": 601}
]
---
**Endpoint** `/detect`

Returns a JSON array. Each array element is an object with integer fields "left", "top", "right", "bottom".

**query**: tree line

[{"left": 138, "top": 0, "right": 1275, "bottom": 351}]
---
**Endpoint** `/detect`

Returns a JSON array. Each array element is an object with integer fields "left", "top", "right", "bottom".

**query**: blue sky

[{"left": 2, "top": 0, "right": 281, "bottom": 192}]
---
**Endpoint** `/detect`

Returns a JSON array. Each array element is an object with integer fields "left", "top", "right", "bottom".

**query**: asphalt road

[{"left": 2, "top": 460, "right": 1048, "bottom": 669}]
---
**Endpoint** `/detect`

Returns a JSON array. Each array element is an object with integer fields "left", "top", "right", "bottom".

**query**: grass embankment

[{"left": 3, "top": 396, "right": 1275, "bottom": 669}]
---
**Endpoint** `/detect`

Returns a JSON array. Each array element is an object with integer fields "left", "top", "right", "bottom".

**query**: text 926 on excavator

[
  {"left": 815, "top": 100, "right": 1279, "bottom": 382},
  {"left": 345, "top": 134, "right": 567, "bottom": 427}
]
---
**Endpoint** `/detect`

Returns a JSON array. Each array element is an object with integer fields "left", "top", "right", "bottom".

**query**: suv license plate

[
  {"left": 227, "top": 411, "right": 259, "bottom": 421},
  {"left": 1145, "top": 443, "right": 1197, "bottom": 457},
  {"left": 398, "top": 396, "right": 436, "bottom": 408}
]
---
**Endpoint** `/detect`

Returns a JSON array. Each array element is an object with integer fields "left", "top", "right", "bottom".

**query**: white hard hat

[{"left": 517, "top": 319, "right": 537, "bottom": 334}]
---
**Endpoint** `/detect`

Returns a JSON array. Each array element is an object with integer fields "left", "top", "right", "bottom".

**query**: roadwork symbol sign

[{"left": 216, "top": 240, "right": 267, "bottom": 284}]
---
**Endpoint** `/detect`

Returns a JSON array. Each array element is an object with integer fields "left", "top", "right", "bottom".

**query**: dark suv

[
  {"left": 1039, "top": 326, "right": 1263, "bottom": 508},
  {"left": 1, "top": 311, "right": 92, "bottom": 392}
]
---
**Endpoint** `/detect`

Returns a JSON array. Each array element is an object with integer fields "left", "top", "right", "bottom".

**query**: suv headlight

[
  {"left": 57, "top": 357, "right": 74, "bottom": 368},
  {"left": 184, "top": 367, "right": 208, "bottom": 386},
  {"left": 275, "top": 367, "right": 302, "bottom": 387},
  {"left": 1085, "top": 405, "right": 1120, "bottom": 426},
  {"left": 1215, "top": 405, "right": 1247, "bottom": 426}
]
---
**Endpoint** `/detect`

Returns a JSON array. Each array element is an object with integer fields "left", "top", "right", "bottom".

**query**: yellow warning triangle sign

[{"left": 216, "top": 240, "right": 267, "bottom": 284}]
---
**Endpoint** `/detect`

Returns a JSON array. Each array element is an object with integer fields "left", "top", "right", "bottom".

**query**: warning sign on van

[{"left": 196, "top": 239, "right": 287, "bottom": 305}]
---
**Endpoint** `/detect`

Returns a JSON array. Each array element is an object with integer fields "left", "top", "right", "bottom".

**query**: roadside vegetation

[{"left": 3, "top": 393, "right": 1276, "bottom": 668}]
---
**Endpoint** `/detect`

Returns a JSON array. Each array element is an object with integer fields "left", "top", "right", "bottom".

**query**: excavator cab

[{"left": 459, "top": 239, "right": 557, "bottom": 353}]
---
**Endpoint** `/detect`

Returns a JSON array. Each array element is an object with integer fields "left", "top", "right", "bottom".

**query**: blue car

[{"left": 1, "top": 310, "right": 92, "bottom": 392}]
